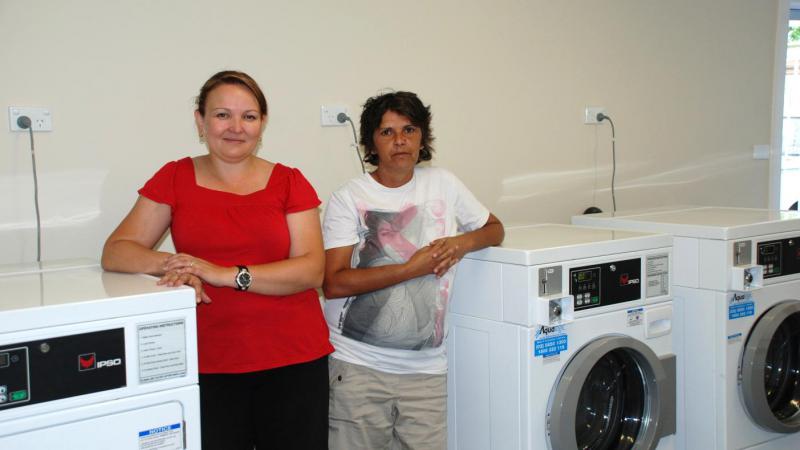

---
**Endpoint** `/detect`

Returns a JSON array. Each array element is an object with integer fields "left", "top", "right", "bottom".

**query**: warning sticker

[
  {"left": 138, "top": 423, "right": 182, "bottom": 450},
  {"left": 728, "top": 292, "right": 755, "bottom": 320},
  {"left": 646, "top": 254, "right": 669, "bottom": 298},
  {"left": 627, "top": 307, "right": 644, "bottom": 327},
  {"left": 138, "top": 319, "right": 187, "bottom": 384},
  {"left": 534, "top": 325, "right": 568, "bottom": 358}
]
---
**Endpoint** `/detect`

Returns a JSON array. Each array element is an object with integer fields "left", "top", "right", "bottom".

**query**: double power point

[
  {"left": 584, "top": 106, "right": 607, "bottom": 125},
  {"left": 8, "top": 107, "right": 53, "bottom": 132},
  {"left": 320, "top": 105, "right": 349, "bottom": 127}
]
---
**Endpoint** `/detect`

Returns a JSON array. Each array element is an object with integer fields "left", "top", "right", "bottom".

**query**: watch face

[
  {"left": 236, "top": 267, "right": 252, "bottom": 290},
  {"left": 239, "top": 272, "right": 252, "bottom": 285}
]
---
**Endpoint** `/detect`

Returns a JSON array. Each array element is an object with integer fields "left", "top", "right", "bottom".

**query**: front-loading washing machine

[
  {"left": 0, "top": 260, "right": 201, "bottom": 449},
  {"left": 573, "top": 206, "right": 800, "bottom": 450},
  {"left": 447, "top": 224, "right": 676, "bottom": 450}
]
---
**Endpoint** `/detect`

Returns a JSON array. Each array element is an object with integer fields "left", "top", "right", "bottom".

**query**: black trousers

[{"left": 199, "top": 356, "right": 329, "bottom": 450}]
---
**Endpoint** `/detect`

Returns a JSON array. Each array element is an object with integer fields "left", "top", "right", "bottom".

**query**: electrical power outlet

[
  {"left": 752, "top": 144, "right": 770, "bottom": 160},
  {"left": 9, "top": 107, "right": 53, "bottom": 132},
  {"left": 584, "top": 106, "right": 606, "bottom": 125},
  {"left": 320, "top": 105, "right": 349, "bottom": 127}
]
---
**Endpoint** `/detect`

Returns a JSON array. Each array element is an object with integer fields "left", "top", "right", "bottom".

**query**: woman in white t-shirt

[{"left": 322, "top": 91, "right": 504, "bottom": 450}]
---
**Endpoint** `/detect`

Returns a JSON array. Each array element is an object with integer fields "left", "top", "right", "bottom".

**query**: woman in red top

[{"left": 102, "top": 70, "right": 332, "bottom": 450}]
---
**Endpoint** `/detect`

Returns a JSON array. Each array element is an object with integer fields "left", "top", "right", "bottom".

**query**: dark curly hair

[{"left": 359, "top": 91, "right": 434, "bottom": 166}]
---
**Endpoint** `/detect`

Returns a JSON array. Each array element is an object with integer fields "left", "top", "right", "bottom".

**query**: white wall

[{"left": 0, "top": 0, "right": 780, "bottom": 264}]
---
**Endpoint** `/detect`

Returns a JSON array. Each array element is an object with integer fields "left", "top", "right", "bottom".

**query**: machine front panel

[
  {"left": 0, "top": 388, "right": 197, "bottom": 450},
  {"left": 570, "top": 258, "right": 641, "bottom": 310},
  {"left": 0, "top": 328, "right": 126, "bottom": 410}
]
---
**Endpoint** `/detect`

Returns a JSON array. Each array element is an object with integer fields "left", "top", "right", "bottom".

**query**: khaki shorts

[{"left": 328, "top": 357, "right": 446, "bottom": 450}]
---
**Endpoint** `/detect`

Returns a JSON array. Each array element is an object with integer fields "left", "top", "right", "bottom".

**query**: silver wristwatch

[{"left": 234, "top": 265, "right": 252, "bottom": 291}]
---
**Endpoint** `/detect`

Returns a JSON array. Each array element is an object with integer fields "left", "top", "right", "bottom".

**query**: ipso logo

[
  {"left": 619, "top": 274, "right": 641, "bottom": 286},
  {"left": 78, "top": 353, "right": 122, "bottom": 371}
]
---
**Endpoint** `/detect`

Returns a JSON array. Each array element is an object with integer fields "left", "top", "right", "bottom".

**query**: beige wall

[{"left": 0, "top": 0, "right": 780, "bottom": 264}]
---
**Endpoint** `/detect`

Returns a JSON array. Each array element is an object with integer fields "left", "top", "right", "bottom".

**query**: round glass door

[
  {"left": 741, "top": 301, "right": 800, "bottom": 433},
  {"left": 575, "top": 349, "right": 646, "bottom": 449},
  {"left": 548, "top": 336, "right": 674, "bottom": 450}
]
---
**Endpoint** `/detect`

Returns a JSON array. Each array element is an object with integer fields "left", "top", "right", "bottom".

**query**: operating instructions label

[
  {"left": 138, "top": 319, "right": 187, "bottom": 384},
  {"left": 138, "top": 423, "right": 182, "bottom": 450},
  {"left": 646, "top": 254, "right": 669, "bottom": 298}
]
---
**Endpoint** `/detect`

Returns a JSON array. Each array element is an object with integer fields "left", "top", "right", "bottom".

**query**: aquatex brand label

[
  {"left": 534, "top": 325, "right": 568, "bottom": 358},
  {"left": 728, "top": 292, "right": 755, "bottom": 320}
]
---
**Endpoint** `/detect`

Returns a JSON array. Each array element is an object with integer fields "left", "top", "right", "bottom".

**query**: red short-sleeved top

[{"left": 139, "top": 157, "right": 333, "bottom": 373}]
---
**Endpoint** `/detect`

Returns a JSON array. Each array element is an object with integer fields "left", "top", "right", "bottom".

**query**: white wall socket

[
  {"left": 320, "top": 105, "right": 349, "bottom": 127},
  {"left": 9, "top": 107, "right": 53, "bottom": 132},
  {"left": 752, "top": 144, "right": 770, "bottom": 160},
  {"left": 584, "top": 106, "right": 606, "bottom": 125}
]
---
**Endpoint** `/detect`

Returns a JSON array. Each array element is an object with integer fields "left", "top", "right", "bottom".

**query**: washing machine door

[
  {"left": 548, "top": 336, "right": 676, "bottom": 450},
  {"left": 740, "top": 300, "right": 800, "bottom": 433}
]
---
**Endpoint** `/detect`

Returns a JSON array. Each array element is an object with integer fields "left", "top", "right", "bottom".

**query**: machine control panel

[
  {"left": 570, "top": 258, "right": 641, "bottom": 310},
  {"left": 0, "top": 348, "right": 29, "bottom": 407},
  {"left": 0, "top": 328, "right": 126, "bottom": 411},
  {"left": 758, "top": 237, "right": 800, "bottom": 278}
]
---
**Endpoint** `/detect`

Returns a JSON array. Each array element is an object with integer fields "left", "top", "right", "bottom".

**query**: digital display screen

[
  {"left": 760, "top": 245, "right": 775, "bottom": 255},
  {"left": 576, "top": 271, "right": 593, "bottom": 282},
  {"left": 0, "top": 353, "right": 8, "bottom": 368}
]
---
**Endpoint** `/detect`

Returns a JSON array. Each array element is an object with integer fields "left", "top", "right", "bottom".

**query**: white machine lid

[
  {"left": 573, "top": 206, "right": 800, "bottom": 240},
  {"left": 464, "top": 224, "right": 671, "bottom": 265},
  {"left": 0, "top": 260, "right": 195, "bottom": 334},
  {"left": 0, "top": 258, "right": 99, "bottom": 277}
]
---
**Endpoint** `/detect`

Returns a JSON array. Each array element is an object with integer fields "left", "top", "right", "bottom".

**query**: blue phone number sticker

[
  {"left": 534, "top": 334, "right": 568, "bottom": 358},
  {"left": 729, "top": 302, "right": 755, "bottom": 320}
]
